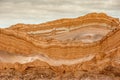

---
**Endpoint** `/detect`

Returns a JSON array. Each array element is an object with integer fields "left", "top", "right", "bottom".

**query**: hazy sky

[{"left": 0, "top": 0, "right": 120, "bottom": 28}]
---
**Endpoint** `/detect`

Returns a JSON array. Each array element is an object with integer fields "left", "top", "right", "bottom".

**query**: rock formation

[{"left": 0, "top": 13, "right": 120, "bottom": 80}]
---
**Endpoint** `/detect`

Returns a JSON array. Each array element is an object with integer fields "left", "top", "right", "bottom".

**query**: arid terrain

[{"left": 0, "top": 13, "right": 120, "bottom": 80}]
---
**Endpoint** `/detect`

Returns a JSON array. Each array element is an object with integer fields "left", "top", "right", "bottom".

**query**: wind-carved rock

[{"left": 0, "top": 13, "right": 120, "bottom": 79}]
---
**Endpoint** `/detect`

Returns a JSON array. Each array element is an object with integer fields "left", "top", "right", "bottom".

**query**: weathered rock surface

[{"left": 0, "top": 13, "right": 120, "bottom": 80}]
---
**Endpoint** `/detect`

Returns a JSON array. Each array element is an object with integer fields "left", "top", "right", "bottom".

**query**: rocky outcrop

[{"left": 0, "top": 13, "right": 120, "bottom": 80}]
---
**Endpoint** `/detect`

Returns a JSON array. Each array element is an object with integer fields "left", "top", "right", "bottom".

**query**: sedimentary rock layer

[{"left": 0, "top": 13, "right": 120, "bottom": 80}]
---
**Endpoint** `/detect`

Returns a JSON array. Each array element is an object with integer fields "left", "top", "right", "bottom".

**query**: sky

[{"left": 0, "top": 0, "right": 120, "bottom": 28}]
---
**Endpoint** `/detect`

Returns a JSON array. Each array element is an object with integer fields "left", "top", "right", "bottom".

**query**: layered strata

[{"left": 0, "top": 13, "right": 120, "bottom": 80}]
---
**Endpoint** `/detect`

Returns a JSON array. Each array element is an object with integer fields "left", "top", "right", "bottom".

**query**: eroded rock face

[{"left": 0, "top": 13, "right": 120, "bottom": 80}]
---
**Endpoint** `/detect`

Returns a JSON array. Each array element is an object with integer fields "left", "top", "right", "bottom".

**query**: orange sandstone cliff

[{"left": 0, "top": 13, "right": 120, "bottom": 80}]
